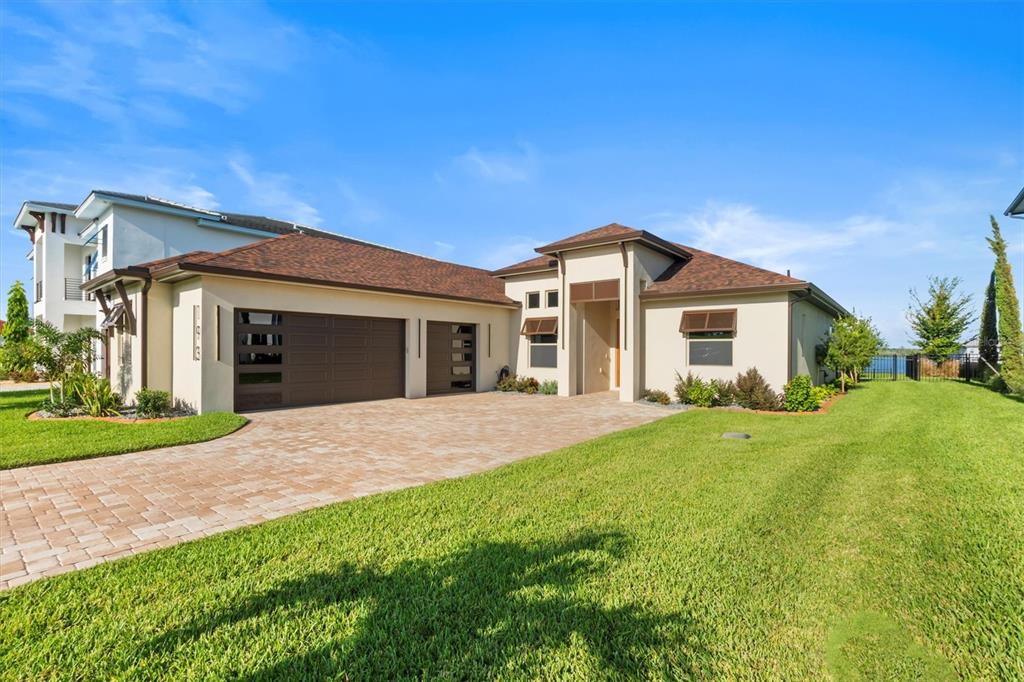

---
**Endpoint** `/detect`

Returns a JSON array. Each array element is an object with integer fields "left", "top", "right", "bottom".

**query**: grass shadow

[{"left": 142, "top": 530, "right": 698, "bottom": 679}]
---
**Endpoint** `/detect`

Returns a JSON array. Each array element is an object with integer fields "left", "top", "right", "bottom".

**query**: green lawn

[
  {"left": 2, "top": 382, "right": 1022, "bottom": 680},
  {"left": 0, "top": 390, "right": 248, "bottom": 469}
]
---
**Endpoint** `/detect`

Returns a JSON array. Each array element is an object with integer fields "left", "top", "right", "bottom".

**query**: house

[
  {"left": 14, "top": 191, "right": 336, "bottom": 333},
  {"left": 1006, "top": 185, "right": 1024, "bottom": 219},
  {"left": 17, "top": 193, "right": 846, "bottom": 412}
]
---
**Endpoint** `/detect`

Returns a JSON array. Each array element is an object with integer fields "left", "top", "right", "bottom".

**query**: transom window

[{"left": 526, "top": 292, "right": 541, "bottom": 309}]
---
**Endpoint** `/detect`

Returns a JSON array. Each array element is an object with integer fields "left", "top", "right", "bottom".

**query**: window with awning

[
  {"left": 679, "top": 309, "right": 736, "bottom": 334},
  {"left": 520, "top": 317, "right": 558, "bottom": 336}
]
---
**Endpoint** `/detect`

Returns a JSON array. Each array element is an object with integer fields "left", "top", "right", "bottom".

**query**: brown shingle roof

[
  {"left": 535, "top": 223, "right": 644, "bottom": 252},
  {"left": 152, "top": 233, "right": 517, "bottom": 307},
  {"left": 491, "top": 254, "right": 558, "bottom": 276},
  {"left": 642, "top": 244, "right": 806, "bottom": 297},
  {"left": 533, "top": 223, "right": 691, "bottom": 259}
]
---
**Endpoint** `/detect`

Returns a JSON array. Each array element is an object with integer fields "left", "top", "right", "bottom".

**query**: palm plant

[{"left": 30, "top": 320, "right": 104, "bottom": 403}]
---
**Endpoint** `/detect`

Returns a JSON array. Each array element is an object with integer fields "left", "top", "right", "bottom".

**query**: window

[
  {"left": 546, "top": 290, "right": 558, "bottom": 308},
  {"left": 237, "top": 311, "right": 283, "bottom": 325},
  {"left": 99, "top": 225, "right": 108, "bottom": 258},
  {"left": 530, "top": 333, "right": 558, "bottom": 368},
  {"left": 238, "top": 352, "right": 283, "bottom": 365},
  {"left": 688, "top": 333, "right": 733, "bottom": 366},
  {"left": 238, "top": 333, "right": 283, "bottom": 346},
  {"left": 526, "top": 291, "right": 541, "bottom": 309}
]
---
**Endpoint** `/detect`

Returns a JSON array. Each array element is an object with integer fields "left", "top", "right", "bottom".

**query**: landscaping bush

[
  {"left": 40, "top": 396, "right": 77, "bottom": 417},
  {"left": 734, "top": 367, "right": 782, "bottom": 411},
  {"left": 517, "top": 376, "right": 540, "bottom": 394},
  {"left": 686, "top": 378, "right": 717, "bottom": 407},
  {"left": 783, "top": 375, "right": 817, "bottom": 412},
  {"left": 641, "top": 388, "right": 671, "bottom": 405},
  {"left": 710, "top": 379, "right": 737, "bottom": 407},
  {"left": 538, "top": 380, "right": 558, "bottom": 395},
  {"left": 75, "top": 375, "right": 122, "bottom": 417},
  {"left": 811, "top": 383, "right": 838, "bottom": 408},
  {"left": 496, "top": 374, "right": 519, "bottom": 392},
  {"left": 136, "top": 388, "right": 172, "bottom": 418},
  {"left": 673, "top": 371, "right": 698, "bottom": 404}
]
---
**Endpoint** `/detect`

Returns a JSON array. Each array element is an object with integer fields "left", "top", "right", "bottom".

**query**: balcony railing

[
  {"left": 35, "top": 281, "right": 42, "bottom": 303},
  {"left": 64, "top": 278, "right": 92, "bottom": 301}
]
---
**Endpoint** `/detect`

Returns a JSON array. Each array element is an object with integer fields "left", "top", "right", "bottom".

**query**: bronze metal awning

[
  {"left": 680, "top": 309, "right": 736, "bottom": 333},
  {"left": 520, "top": 317, "right": 558, "bottom": 335},
  {"left": 569, "top": 278, "right": 619, "bottom": 303}
]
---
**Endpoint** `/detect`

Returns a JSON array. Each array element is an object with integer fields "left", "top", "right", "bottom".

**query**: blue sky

[{"left": 1, "top": 1, "right": 1022, "bottom": 344}]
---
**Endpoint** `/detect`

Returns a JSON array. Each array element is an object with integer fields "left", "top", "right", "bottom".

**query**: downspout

[
  {"left": 787, "top": 288, "right": 812, "bottom": 381},
  {"left": 557, "top": 252, "right": 566, "bottom": 350},
  {"left": 619, "top": 242, "right": 628, "bottom": 351},
  {"left": 140, "top": 278, "right": 153, "bottom": 389}
]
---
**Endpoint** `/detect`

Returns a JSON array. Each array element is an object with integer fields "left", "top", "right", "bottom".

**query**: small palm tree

[{"left": 30, "top": 320, "right": 104, "bottom": 403}]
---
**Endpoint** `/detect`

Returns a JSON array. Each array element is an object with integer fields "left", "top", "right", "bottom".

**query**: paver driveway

[{"left": 1, "top": 391, "right": 664, "bottom": 589}]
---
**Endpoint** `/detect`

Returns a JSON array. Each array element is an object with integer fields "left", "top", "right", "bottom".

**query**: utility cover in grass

[{"left": 722, "top": 432, "right": 751, "bottom": 439}]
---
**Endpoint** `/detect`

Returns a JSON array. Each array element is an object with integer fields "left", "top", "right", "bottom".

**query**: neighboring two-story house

[{"left": 16, "top": 191, "right": 846, "bottom": 412}]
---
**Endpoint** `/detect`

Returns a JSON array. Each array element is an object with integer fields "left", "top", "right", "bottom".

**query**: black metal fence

[{"left": 863, "top": 353, "right": 988, "bottom": 382}]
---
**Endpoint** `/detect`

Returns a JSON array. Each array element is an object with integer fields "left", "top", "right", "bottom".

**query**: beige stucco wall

[
  {"left": 502, "top": 271, "right": 560, "bottom": 383},
  {"left": 165, "top": 275, "right": 514, "bottom": 413},
  {"left": 791, "top": 298, "right": 836, "bottom": 384},
  {"left": 641, "top": 291, "right": 791, "bottom": 394}
]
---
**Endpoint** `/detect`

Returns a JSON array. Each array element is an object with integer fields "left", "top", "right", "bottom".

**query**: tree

[
  {"left": 979, "top": 270, "right": 999, "bottom": 368},
  {"left": 823, "top": 315, "right": 882, "bottom": 392},
  {"left": 2, "top": 281, "right": 31, "bottom": 344},
  {"left": 988, "top": 216, "right": 1024, "bottom": 392},
  {"left": 907, "top": 276, "right": 976, "bottom": 357},
  {"left": 30, "top": 319, "right": 103, "bottom": 402},
  {"left": 0, "top": 281, "right": 36, "bottom": 378}
]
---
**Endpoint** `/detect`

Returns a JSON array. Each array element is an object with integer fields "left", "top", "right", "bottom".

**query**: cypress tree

[
  {"left": 987, "top": 216, "right": 1024, "bottom": 392},
  {"left": 979, "top": 270, "right": 999, "bottom": 367},
  {"left": 2, "top": 280, "right": 31, "bottom": 344}
]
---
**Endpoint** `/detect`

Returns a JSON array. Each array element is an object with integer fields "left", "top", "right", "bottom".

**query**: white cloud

[
  {"left": 0, "top": 147, "right": 220, "bottom": 218},
  {"left": 228, "top": 156, "right": 321, "bottom": 226},
  {"left": 454, "top": 143, "right": 538, "bottom": 184},
  {"left": 1, "top": 1, "right": 333, "bottom": 127},
  {"left": 649, "top": 203, "right": 892, "bottom": 277}
]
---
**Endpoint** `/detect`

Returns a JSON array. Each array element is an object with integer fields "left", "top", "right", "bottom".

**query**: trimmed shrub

[
  {"left": 136, "top": 388, "right": 172, "bottom": 418},
  {"left": 734, "top": 367, "right": 782, "bottom": 411},
  {"left": 539, "top": 380, "right": 558, "bottom": 395},
  {"left": 783, "top": 375, "right": 817, "bottom": 412},
  {"left": 641, "top": 389, "right": 671, "bottom": 405},
  {"left": 40, "top": 396, "right": 77, "bottom": 417}
]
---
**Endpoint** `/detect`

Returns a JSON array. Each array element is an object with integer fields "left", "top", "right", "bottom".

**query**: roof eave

[
  {"left": 639, "top": 281, "right": 810, "bottom": 301},
  {"left": 535, "top": 232, "right": 691, "bottom": 260},
  {"left": 1004, "top": 186, "right": 1024, "bottom": 217},
  {"left": 168, "top": 262, "right": 521, "bottom": 308},
  {"left": 81, "top": 267, "right": 151, "bottom": 292},
  {"left": 491, "top": 265, "right": 559, "bottom": 278}
]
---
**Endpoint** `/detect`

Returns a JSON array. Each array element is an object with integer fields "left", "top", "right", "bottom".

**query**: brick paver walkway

[{"left": 1, "top": 392, "right": 664, "bottom": 589}]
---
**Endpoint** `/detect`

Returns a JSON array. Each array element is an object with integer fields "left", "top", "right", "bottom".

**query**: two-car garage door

[
  {"left": 234, "top": 309, "right": 405, "bottom": 411},
  {"left": 234, "top": 309, "right": 478, "bottom": 411}
]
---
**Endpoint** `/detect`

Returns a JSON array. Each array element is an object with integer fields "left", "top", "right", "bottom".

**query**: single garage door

[
  {"left": 234, "top": 309, "right": 404, "bottom": 411},
  {"left": 426, "top": 321, "right": 476, "bottom": 395}
]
